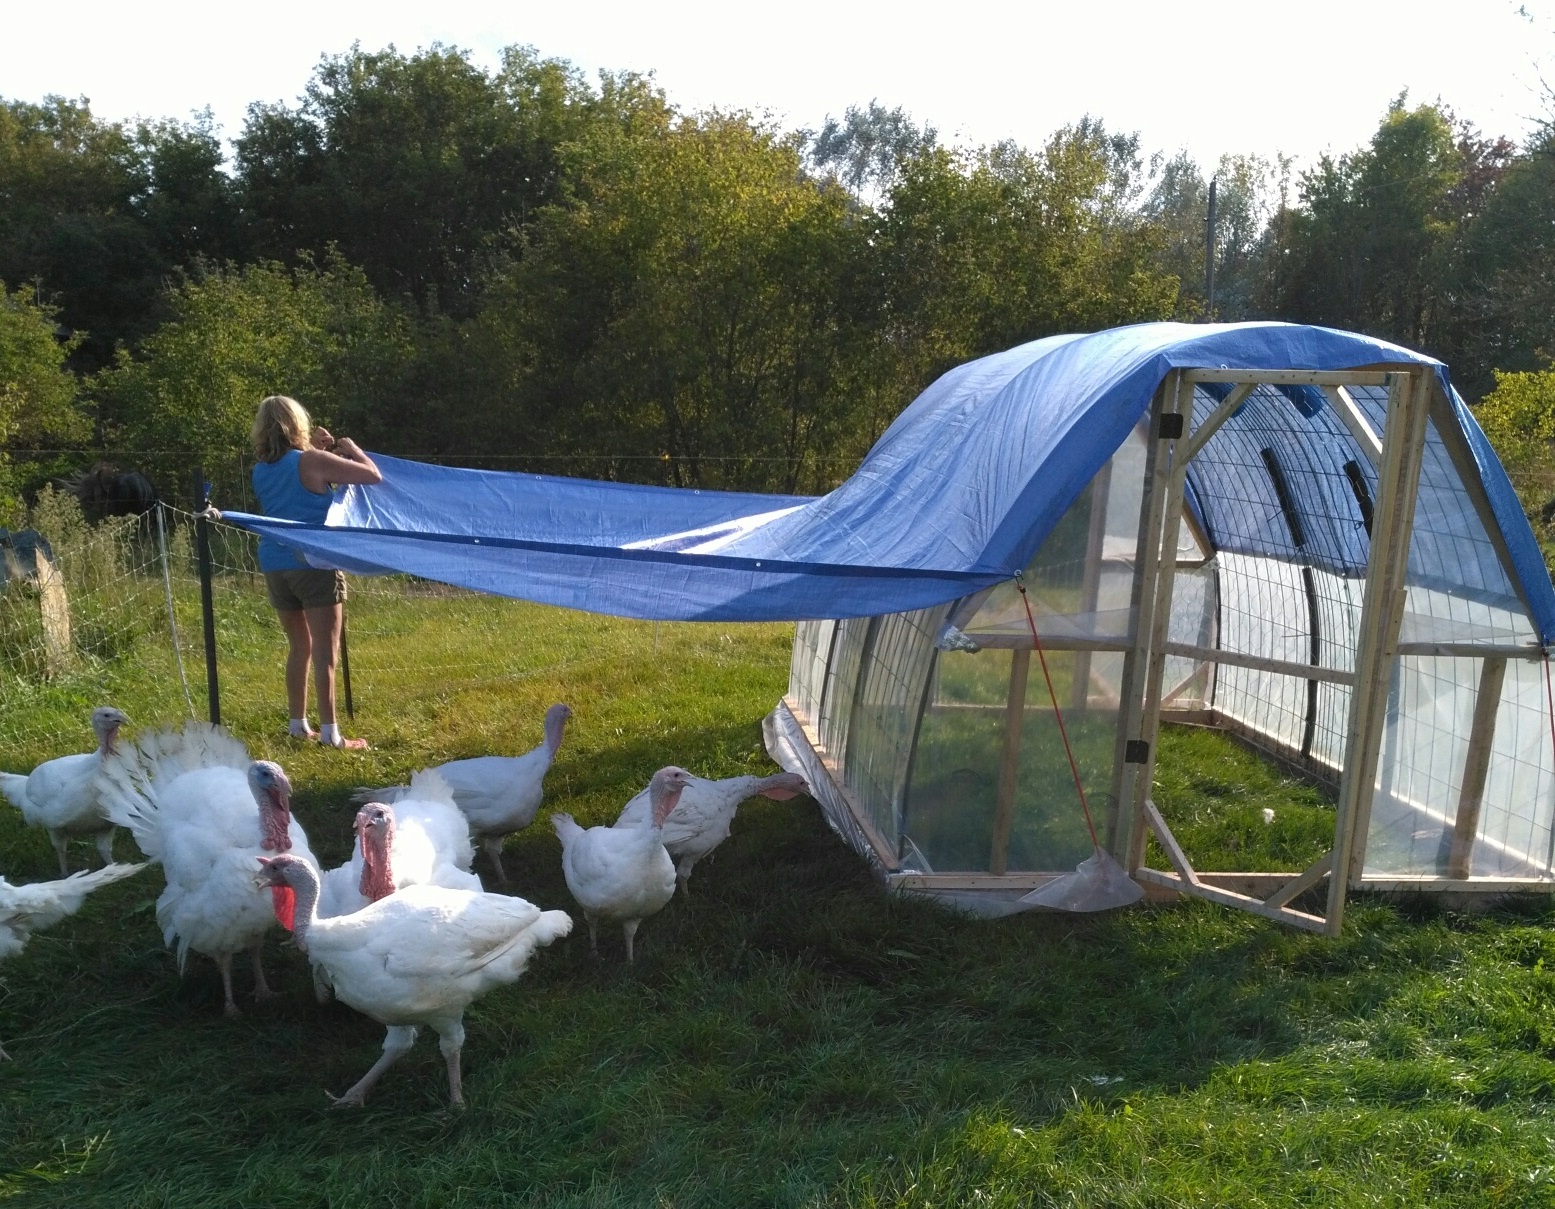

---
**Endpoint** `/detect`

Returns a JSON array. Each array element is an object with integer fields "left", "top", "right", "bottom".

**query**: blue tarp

[{"left": 220, "top": 321, "right": 1555, "bottom": 639}]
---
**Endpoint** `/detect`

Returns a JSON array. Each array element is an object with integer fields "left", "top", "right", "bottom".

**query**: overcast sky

[{"left": 4, "top": 0, "right": 1551, "bottom": 171}]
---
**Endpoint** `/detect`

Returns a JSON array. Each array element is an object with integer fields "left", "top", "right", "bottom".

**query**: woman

[{"left": 250, "top": 395, "right": 382, "bottom": 749}]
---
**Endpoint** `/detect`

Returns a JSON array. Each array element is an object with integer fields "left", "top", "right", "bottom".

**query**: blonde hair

[{"left": 251, "top": 395, "right": 311, "bottom": 463}]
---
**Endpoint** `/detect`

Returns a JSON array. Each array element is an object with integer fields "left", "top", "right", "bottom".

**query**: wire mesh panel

[
  {"left": 817, "top": 616, "right": 870, "bottom": 761},
  {"left": 843, "top": 606, "right": 945, "bottom": 855},
  {"left": 787, "top": 618, "right": 834, "bottom": 725},
  {"left": 1477, "top": 659, "right": 1555, "bottom": 877},
  {"left": 1364, "top": 655, "right": 1555, "bottom": 879},
  {"left": 0, "top": 504, "right": 197, "bottom": 762}
]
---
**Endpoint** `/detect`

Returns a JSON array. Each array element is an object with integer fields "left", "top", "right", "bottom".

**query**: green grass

[{"left": 6, "top": 587, "right": 1555, "bottom": 1206}]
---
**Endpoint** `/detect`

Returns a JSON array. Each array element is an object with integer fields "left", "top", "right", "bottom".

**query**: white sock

[
  {"left": 289, "top": 718, "right": 313, "bottom": 737},
  {"left": 320, "top": 723, "right": 342, "bottom": 746}
]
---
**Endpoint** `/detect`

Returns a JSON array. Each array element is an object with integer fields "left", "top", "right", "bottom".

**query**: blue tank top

[{"left": 252, "top": 449, "right": 332, "bottom": 571}]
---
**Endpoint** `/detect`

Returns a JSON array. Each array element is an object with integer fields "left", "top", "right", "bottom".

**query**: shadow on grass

[{"left": 7, "top": 706, "right": 1555, "bottom": 1205}]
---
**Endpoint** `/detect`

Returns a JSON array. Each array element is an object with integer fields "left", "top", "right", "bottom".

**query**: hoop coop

[
  {"left": 211, "top": 323, "right": 1555, "bottom": 935},
  {"left": 766, "top": 347, "right": 1555, "bottom": 935}
]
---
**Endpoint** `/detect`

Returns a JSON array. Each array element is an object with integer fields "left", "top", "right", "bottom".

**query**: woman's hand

[
  {"left": 335, "top": 436, "right": 364, "bottom": 460},
  {"left": 310, "top": 427, "right": 336, "bottom": 451}
]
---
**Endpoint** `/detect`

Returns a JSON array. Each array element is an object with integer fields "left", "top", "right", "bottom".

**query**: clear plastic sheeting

[
  {"left": 1020, "top": 849, "right": 1146, "bottom": 912},
  {"left": 907, "top": 646, "right": 1115, "bottom": 873},
  {"left": 1364, "top": 655, "right": 1555, "bottom": 880},
  {"left": 843, "top": 606, "right": 947, "bottom": 856}
]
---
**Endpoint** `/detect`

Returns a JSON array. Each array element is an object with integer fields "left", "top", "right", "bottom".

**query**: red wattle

[{"left": 271, "top": 885, "right": 297, "bottom": 931}]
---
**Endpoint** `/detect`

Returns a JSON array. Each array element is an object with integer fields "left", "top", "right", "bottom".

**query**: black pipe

[
  {"left": 1260, "top": 448, "right": 1320, "bottom": 758},
  {"left": 340, "top": 615, "right": 355, "bottom": 720},
  {"left": 193, "top": 468, "right": 221, "bottom": 725},
  {"left": 1343, "top": 460, "right": 1375, "bottom": 538}
]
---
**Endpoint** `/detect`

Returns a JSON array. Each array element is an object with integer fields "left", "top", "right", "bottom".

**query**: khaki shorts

[{"left": 264, "top": 569, "right": 347, "bottom": 611}]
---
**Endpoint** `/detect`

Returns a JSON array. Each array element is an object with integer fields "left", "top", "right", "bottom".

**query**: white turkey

[
  {"left": 552, "top": 766, "right": 691, "bottom": 963},
  {"left": 353, "top": 703, "right": 571, "bottom": 884},
  {"left": 0, "top": 706, "right": 130, "bottom": 874},
  {"left": 319, "top": 770, "right": 480, "bottom": 920},
  {"left": 97, "top": 724, "right": 318, "bottom": 1017},
  {"left": 0, "top": 861, "right": 147, "bottom": 1058},
  {"left": 314, "top": 775, "right": 482, "bottom": 1003},
  {"left": 613, "top": 771, "right": 807, "bottom": 896},
  {"left": 255, "top": 851, "right": 572, "bottom": 1107}
]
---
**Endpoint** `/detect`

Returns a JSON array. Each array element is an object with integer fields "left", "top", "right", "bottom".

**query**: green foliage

[
  {"left": 1268, "top": 98, "right": 1464, "bottom": 349},
  {"left": 0, "top": 281, "right": 86, "bottom": 519},
  {"left": 0, "top": 97, "right": 239, "bottom": 369},
  {"left": 1476, "top": 369, "right": 1555, "bottom": 470},
  {"left": 235, "top": 44, "right": 660, "bottom": 317},
  {"left": 92, "top": 256, "right": 413, "bottom": 476},
  {"left": 496, "top": 110, "right": 872, "bottom": 490}
]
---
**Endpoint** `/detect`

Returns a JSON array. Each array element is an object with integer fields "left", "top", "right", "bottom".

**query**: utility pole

[{"left": 1204, "top": 175, "right": 1218, "bottom": 320}]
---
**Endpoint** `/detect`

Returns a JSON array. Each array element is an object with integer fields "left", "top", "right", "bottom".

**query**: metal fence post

[
  {"left": 340, "top": 615, "right": 355, "bottom": 720},
  {"left": 193, "top": 468, "right": 221, "bottom": 725}
]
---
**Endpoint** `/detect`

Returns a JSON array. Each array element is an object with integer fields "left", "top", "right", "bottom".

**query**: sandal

[{"left": 321, "top": 735, "right": 369, "bottom": 751}]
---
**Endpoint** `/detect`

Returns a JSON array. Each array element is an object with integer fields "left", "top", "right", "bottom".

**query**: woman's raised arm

[{"left": 298, "top": 439, "right": 383, "bottom": 492}]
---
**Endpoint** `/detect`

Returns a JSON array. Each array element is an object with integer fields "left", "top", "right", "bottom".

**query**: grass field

[{"left": 5, "top": 576, "right": 1555, "bottom": 1206}]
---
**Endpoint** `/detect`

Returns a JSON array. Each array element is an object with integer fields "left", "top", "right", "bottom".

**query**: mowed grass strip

[{"left": 4, "top": 591, "right": 1555, "bottom": 1207}]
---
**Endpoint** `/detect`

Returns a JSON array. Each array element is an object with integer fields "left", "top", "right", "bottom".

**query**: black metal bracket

[
  {"left": 1156, "top": 413, "right": 1184, "bottom": 440},
  {"left": 1125, "top": 739, "right": 1150, "bottom": 764}
]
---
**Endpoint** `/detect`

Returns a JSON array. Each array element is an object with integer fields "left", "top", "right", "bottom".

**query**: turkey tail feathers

[
  {"left": 406, "top": 768, "right": 456, "bottom": 805},
  {"left": 349, "top": 785, "right": 409, "bottom": 806},
  {"left": 63, "top": 861, "right": 148, "bottom": 897},
  {"left": 95, "top": 750, "right": 163, "bottom": 862},
  {"left": 134, "top": 722, "right": 248, "bottom": 787},
  {"left": 0, "top": 772, "right": 29, "bottom": 810},
  {"left": 549, "top": 812, "right": 583, "bottom": 848}
]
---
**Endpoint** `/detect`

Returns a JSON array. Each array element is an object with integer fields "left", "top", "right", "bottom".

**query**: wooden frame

[
  {"left": 1446, "top": 657, "right": 1508, "bottom": 880},
  {"left": 1327, "top": 370, "right": 1433, "bottom": 932},
  {"left": 1119, "top": 365, "right": 1452, "bottom": 936}
]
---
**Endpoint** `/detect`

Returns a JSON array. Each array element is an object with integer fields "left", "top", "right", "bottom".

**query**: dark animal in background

[{"left": 54, "top": 464, "right": 161, "bottom": 527}]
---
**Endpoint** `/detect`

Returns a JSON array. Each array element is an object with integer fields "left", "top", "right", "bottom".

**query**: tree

[
  {"left": 235, "top": 44, "right": 662, "bottom": 318},
  {"left": 1143, "top": 150, "right": 1285, "bottom": 320},
  {"left": 807, "top": 101, "right": 937, "bottom": 203},
  {"left": 92, "top": 256, "right": 412, "bottom": 491},
  {"left": 488, "top": 110, "right": 871, "bottom": 491},
  {"left": 0, "top": 96, "right": 240, "bottom": 369},
  {"left": 869, "top": 119, "right": 1179, "bottom": 401},
  {"left": 1450, "top": 126, "right": 1555, "bottom": 394},
  {"left": 0, "top": 282, "right": 86, "bottom": 517},
  {"left": 1264, "top": 98, "right": 1465, "bottom": 351}
]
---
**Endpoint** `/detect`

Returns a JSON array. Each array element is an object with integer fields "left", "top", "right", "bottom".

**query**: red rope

[{"left": 1017, "top": 581, "right": 1101, "bottom": 853}]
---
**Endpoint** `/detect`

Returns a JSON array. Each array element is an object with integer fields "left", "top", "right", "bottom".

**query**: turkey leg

[
  {"left": 330, "top": 1025, "right": 417, "bottom": 1108},
  {"left": 483, "top": 837, "right": 509, "bottom": 885},
  {"left": 47, "top": 830, "right": 70, "bottom": 877},
  {"left": 435, "top": 1018, "right": 467, "bottom": 1108},
  {"left": 251, "top": 944, "right": 278, "bottom": 1003},
  {"left": 623, "top": 918, "right": 640, "bottom": 964},
  {"left": 217, "top": 952, "right": 241, "bottom": 1018}
]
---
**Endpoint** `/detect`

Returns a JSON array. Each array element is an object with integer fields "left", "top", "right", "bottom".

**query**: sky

[{"left": 3, "top": 0, "right": 1552, "bottom": 171}]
